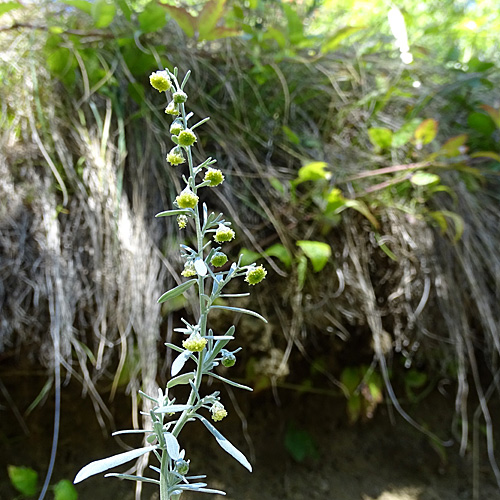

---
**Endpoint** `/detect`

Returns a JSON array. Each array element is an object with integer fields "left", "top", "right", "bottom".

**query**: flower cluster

[
  {"left": 182, "top": 333, "right": 207, "bottom": 352},
  {"left": 210, "top": 402, "right": 228, "bottom": 422}
]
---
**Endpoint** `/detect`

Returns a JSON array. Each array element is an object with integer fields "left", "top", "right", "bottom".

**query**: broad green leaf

[
  {"left": 8, "top": 466, "right": 38, "bottom": 497},
  {"left": 392, "top": 119, "right": 421, "bottom": 148},
  {"left": 46, "top": 47, "right": 74, "bottom": 77},
  {"left": 198, "top": 0, "right": 225, "bottom": 40},
  {"left": 467, "top": 112, "right": 496, "bottom": 135},
  {"left": 284, "top": 423, "right": 319, "bottom": 462},
  {"left": 167, "top": 372, "right": 195, "bottom": 389},
  {"left": 138, "top": 2, "right": 167, "bottom": 33},
  {"left": 211, "top": 305, "right": 267, "bottom": 323},
  {"left": 343, "top": 200, "right": 380, "bottom": 229},
  {"left": 60, "top": 0, "right": 92, "bottom": 15},
  {"left": 74, "top": 446, "right": 156, "bottom": 483},
  {"left": 480, "top": 105, "right": 500, "bottom": 128},
  {"left": 282, "top": 3, "right": 303, "bottom": 43},
  {"left": 158, "top": 279, "right": 197, "bottom": 304},
  {"left": 161, "top": 4, "right": 196, "bottom": 37},
  {"left": 368, "top": 127, "right": 393, "bottom": 150},
  {"left": 440, "top": 134, "right": 468, "bottom": 157},
  {"left": 321, "top": 26, "right": 364, "bottom": 53},
  {"left": 54, "top": 479, "right": 78, "bottom": 500},
  {"left": 239, "top": 248, "right": 260, "bottom": 266},
  {"left": 296, "top": 240, "right": 331, "bottom": 272},
  {"left": 91, "top": 0, "right": 116, "bottom": 28},
  {"left": 410, "top": 172, "right": 440, "bottom": 186},
  {"left": 294, "top": 161, "right": 330, "bottom": 185},
  {"left": 264, "top": 243, "right": 292, "bottom": 268},
  {"left": 196, "top": 415, "right": 252, "bottom": 471},
  {"left": 0, "top": 1, "right": 23, "bottom": 16},
  {"left": 414, "top": 119, "right": 438, "bottom": 146},
  {"left": 325, "top": 188, "right": 346, "bottom": 213}
]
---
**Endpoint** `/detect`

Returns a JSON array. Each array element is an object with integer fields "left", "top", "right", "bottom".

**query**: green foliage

[
  {"left": 284, "top": 422, "right": 319, "bottom": 462},
  {"left": 8, "top": 466, "right": 38, "bottom": 497},
  {"left": 54, "top": 479, "right": 79, "bottom": 500}
]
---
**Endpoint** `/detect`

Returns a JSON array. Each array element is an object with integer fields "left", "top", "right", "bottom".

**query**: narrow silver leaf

[
  {"left": 158, "top": 279, "right": 197, "bottom": 304},
  {"left": 210, "top": 305, "right": 267, "bottom": 323}
]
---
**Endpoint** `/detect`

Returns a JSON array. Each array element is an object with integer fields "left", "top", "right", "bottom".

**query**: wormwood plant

[{"left": 74, "top": 68, "right": 267, "bottom": 498}]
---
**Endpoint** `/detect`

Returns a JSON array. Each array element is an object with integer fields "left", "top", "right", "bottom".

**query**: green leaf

[
  {"left": 430, "top": 210, "right": 464, "bottom": 242},
  {"left": 321, "top": 26, "right": 364, "bottom": 54},
  {"left": 157, "top": 279, "right": 197, "bottom": 304},
  {"left": 54, "top": 480, "right": 78, "bottom": 500},
  {"left": 414, "top": 118, "right": 438, "bottom": 146},
  {"left": 8, "top": 466, "right": 38, "bottom": 497},
  {"left": 392, "top": 119, "right": 421, "bottom": 148},
  {"left": 410, "top": 172, "right": 440, "bottom": 186},
  {"left": 198, "top": 0, "right": 225, "bottom": 40},
  {"left": 296, "top": 254, "right": 307, "bottom": 291},
  {"left": 161, "top": 4, "right": 197, "bottom": 37},
  {"left": 196, "top": 415, "right": 252, "bottom": 471},
  {"left": 282, "top": 3, "right": 303, "bottom": 43},
  {"left": 202, "top": 26, "right": 240, "bottom": 41},
  {"left": 282, "top": 125, "right": 300, "bottom": 144},
  {"left": 343, "top": 200, "right": 380, "bottom": 229},
  {"left": 74, "top": 446, "right": 156, "bottom": 483},
  {"left": 294, "top": 161, "right": 330, "bottom": 186},
  {"left": 467, "top": 112, "right": 496, "bottom": 135},
  {"left": 0, "top": 1, "right": 23, "bottom": 16},
  {"left": 368, "top": 127, "right": 393, "bottom": 150},
  {"left": 264, "top": 27, "right": 287, "bottom": 49},
  {"left": 238, "top": 248, "right": 261, "bottom": 266},
  {"left": 60, "top": 0, "right": 92, "bottom": 15},
  {"left": 480, "top": 105, "right": 500, "bottom": 128},
  {"left": 91, "top": 0, "right": 116, "bottom": 28},
  {"left": 138, "top": 2, "right": 167, "bottom": 33},
  {"left": 440, "top": 134, "right": 468, "bottom": 157},
  {"left": 325, "top": 188, "right": 346, "bottom": 213},
  {"left": 296, "top": 240, "right": 331, "bottom": 272},
  {"left": 284, "top": 423, "right": 319, "bottom": 462},
  {"left": 264, "top": 243, "right": 292, "bottom": 268},
  {"left": 167, "top": 372, "right": 195, "bottom": 389},
  {"left": 470, "top": 151, "right": 500, "bottom": 162}
]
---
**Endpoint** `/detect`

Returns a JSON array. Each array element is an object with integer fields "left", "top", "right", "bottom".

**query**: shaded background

[{"left": 1, "top": 1, "right": 500, "bottom": 499}]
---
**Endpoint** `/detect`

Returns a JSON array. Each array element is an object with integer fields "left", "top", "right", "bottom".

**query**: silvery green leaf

[
  {"left": 225, "top": 263, "right": 237, "bottom": 280},
  {"left": 205, "top": 335, "right": 234, "bottom": 340},
  {"left": 104, "top": 473, "right": 160, "bottom": 485},
  {"left": 172, "top": 350, "right": 192, "bottom": 377},
  {"left": 167, "top": 372, "right": 195, "bottom": 389},
  {"left": 212, "top": 274, "right": 223, "bottom": 295},
  {"left": 112, "top": 429, "right": 152, "bottom": 436},
  {"left": 207, "top": 372, "right": 253, "bottom": 392},
  {"left": 178, "top": 482, "right": 207, "bottom": 489},
  {"left": 203, "top": 202, "right": 208, "bottom": 227},
  {"left": 74, "top": 446, "right": 157, "bottom": 483},
  {"left": 219, "top": 293, "right": 250, "bottom": 298},
  {"left": 158, "top": 279, "right": 197, "bottom": 304},
  {"left": 206, "top": 326, "right": 235, "bottom": 363},
  {"left": 164, "top": 432, "right": 181, "bottom": 460},
  {"left": 155, "top": 209, "right": 191, "bottom": 218},
  {"left": 155, "top": 404, "right": 192, "bottom": 414},
  {"left": 210, "top": 305, "right": 267, "bottom": 323},
  {"left": 194, "top": 258, "right": 208, "bottom": 276},
  {"left": 165, "top": 343, "right": 186, "bottom": 354},
  {"left": 196, "top": 415, "right": 252, "bottom": 472}
]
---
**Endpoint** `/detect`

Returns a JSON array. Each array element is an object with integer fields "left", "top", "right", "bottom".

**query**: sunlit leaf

[
  {"left": 8, "top": 466, "right": 38, "bottom": 497},
  {"left": 167, "top": 372, "right": 195, "bottom": 389},
  {"left": 414, "top": 118, "right": 438, "bottom": 146},
  {"left": 296, "top": 240, "right": 331, "bottom": 272},
  {"left": 161, "top": 4, "right": 197, "bottom": 38},
  {"left": 264, "top": 243, "right": 292, "bottom": 268},
  {"left": 368, "top": 127, "right": 393, "bottom": 150},
  {"left": 198, "top": 0, "right": 225, "bottom": 40},
  {"left": 138, "top": 2, "right": 167, "bottom": 33},
  {"left": 158, "top": 279, "right": 197, "bottom": 304},
  {"left": 282, "top": 3, "right": 303, "bottom": 43},
  {"left": 211, "top": 305, "right": 267, "bottom": 323},
  {"left": 294, "top": 161, "right": 330, "bottom": 185},
  {"left": 74, "top": 447, "right": 156, "bottom": 483},
  {"left": 0, "top": 1, "right": 23, "bottom": 16},
  {"left": 196, "top": 415, "right": 252, "bottom": 471},
  {"left": 282, "top": 125, "right": 300, "bottom": 145},
  {"left": 392, "top": 119, "right": 421, "bottom": 148},
  {"left": 91, "top": 0, "right": 116, "bottom": 28},
  {"left": 440, "top": 134, "right": 468, "bottom": 157},
  {"left": 410, "top": 172, "right": 440, "bottom": 186},
  {"left": 171, "top": 350, "right": 192, "bottom": 377},
  {"left": 60, "top": 0, "right": 92, "bottom": 15},
  {"left": 238, "top": 248, "right": 260, "bottom": 266},
  {"left": 54, "top": 479, "right": 78, "bottom": 500},
  {"left": 321, "top": 26, "right": 364, "bottom": 53},
  {"left": 343, "top": 200, "right": 380, "bottom": 229}
]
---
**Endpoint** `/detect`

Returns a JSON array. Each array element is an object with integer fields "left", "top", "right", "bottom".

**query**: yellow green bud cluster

[
  {"left": 175, "top": 459, "right": 190, "bottom": 475},
  {"left": 177, "top": 215, "right": 188, "bottom": 229},
  {"left": 182, "top": 333, "right": 207, "bottom": 352},
  {"left": 173, "top": 90, "right": 188, "bottom": 104},
  {"left": 167, "top": 147, "right": 185, "bottom": 166},
  {"left": 170, "top": 119, "right": 184, "bottom": 136},
  {"left": 204, "top": 168, "right": 225, "bottom": 187},
  {"left": 210, "top": 401, "right": 228, "bottom": 422},
  {"left": 178, "top": 129, "right": 197, "bottom": 147},
  {"left": 210, "top": 251, "right": 228, "bottom": 267},
  {"left": 176, "top": 188, "right": 199, "bottom": 209},
  {"left": 181, "top": 261, "right": 196, "bottom": 277},
  {"left": 165, "top": 102, "right": 180, "bottom": 116},
  {"left": 149, "top": 70, "right": 172, "bottom": 92},
  {"left": 245, "top": 265, "right": 267, "bottom": 285},
  {"left": 214, "top": 224, "right": 235, "bottom": 243}
]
